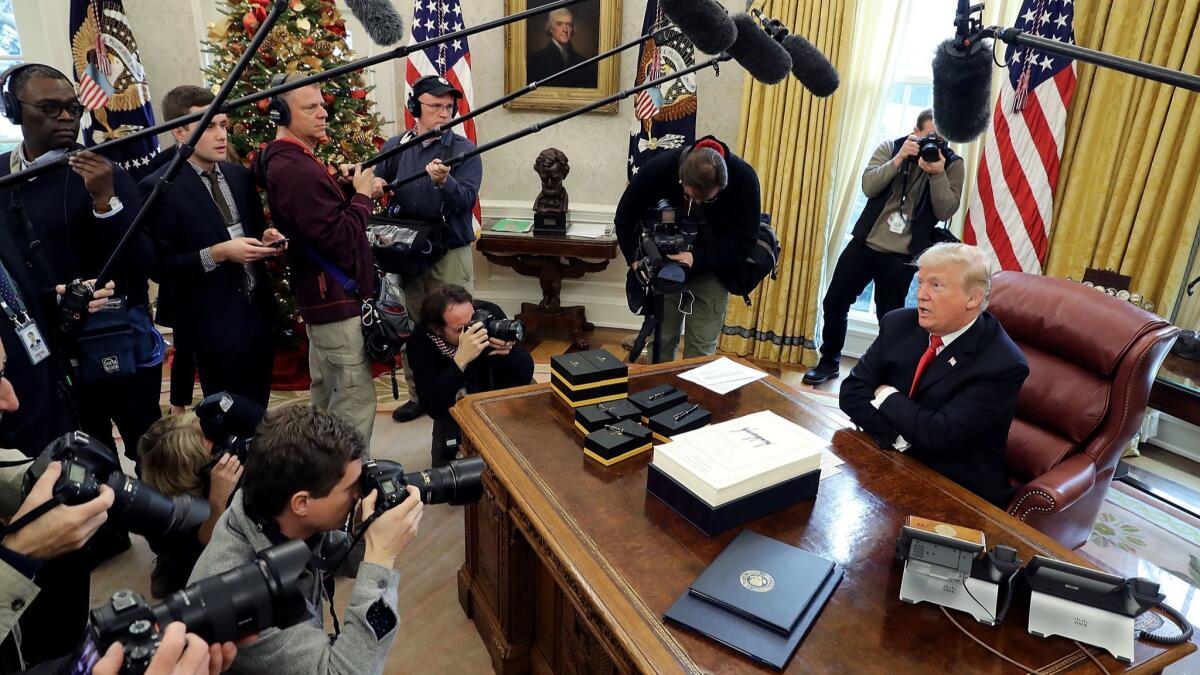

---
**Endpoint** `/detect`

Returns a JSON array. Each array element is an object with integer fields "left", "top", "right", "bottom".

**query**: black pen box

[
  {"left": 647, "top": 403, "right": 712, "bottom": 443},
  {"left": 574, "top": 399, "right": 642, "bottom": 436},
  {"left": 647, "top": 464, "right": 821, "bottom": 537},
  {"left": 583, "top": 419, "right": 653, "bottom": 466},
  {"left": 551, "top": 349, "right": 629, "bottom": 407},
  {"left": 629, "top": 385, "right": 688, "bottom": 422}
]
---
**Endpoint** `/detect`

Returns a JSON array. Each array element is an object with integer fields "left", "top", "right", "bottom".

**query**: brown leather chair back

[{"left": 988, "top": 272, "right": 1177, "bottom": 548}]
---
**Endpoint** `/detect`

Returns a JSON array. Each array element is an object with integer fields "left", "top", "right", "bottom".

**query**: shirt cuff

[
  {"left": 92, "top": 197, "right": 123, "bottom": 219},
  {"left": 199, "top": 247, "right": 218, "bottom": 273},
  {"left": 871, "top": 386, "right": 900, "bottom": 410},
  {"left": 0, "top": 544, "right": 42, "bottom": 580}
]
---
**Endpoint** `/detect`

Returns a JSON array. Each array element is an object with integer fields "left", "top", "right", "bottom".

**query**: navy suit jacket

[
  {"left": 140, "top": 161, "right": 275, "bottom": 352},
  {"left": 840, "top": 308, "right": 1029, "bottom": 507}
]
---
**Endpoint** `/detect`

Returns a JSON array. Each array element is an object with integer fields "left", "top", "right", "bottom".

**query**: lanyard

[{"left": 0, "top": 263, "right": 31, "bottom": 327}]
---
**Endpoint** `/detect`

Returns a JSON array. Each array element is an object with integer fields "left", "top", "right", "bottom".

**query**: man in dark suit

[
  {"left": 840, "top": 243, "right": 1029, "bottom": 507},
  {"left": 526, "top": 7, "right": 597, "bottom": 88},
  {"left": 142, "top": 85, "right": 283, "bottom": 407}
]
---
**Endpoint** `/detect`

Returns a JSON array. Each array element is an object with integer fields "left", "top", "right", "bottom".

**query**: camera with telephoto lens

[
  {"left": 360, "top": 457, "right": 485, "bottom": 514},
  {"left": 470, "top": 309, "right": 526, "bottom": 344},
  {"left": 22, "top": 431, "right": 209, "bottom": 539},
  {"left": 82, "top": 539, "right": 312, "bottom": 675},
  {"left": 918, "top": 132, "right": 949, "bottom": 163},
  {"left": 195, "top": 391, "right": 265, "bottom": 463}
]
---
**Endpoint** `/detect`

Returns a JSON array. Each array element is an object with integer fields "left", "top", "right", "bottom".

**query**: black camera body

[
  {"left": 360, "top": 457, "right": 486, "bottom": 514},
  {"left": 195, "top": 391, "right": 265, "bottom": 464},
  {"left": 918, "top": 132, "right": 949, "bottom": 163},
  {"left": 634, "top": 200, "right": 698, "bottom": 297},
  {"left": 23, "top": 431, "right": 209, "bottom": 539},
  {"left": 57, "top": 278, "right": 95, "bottom": 336},
  {"left": 471, "top": 309, "right": 526, "bottom": 344},
  {"left": 86, "top": 540, "right": 312, "bottom": 674}
]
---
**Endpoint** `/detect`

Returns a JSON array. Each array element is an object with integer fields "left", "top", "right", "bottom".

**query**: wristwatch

[{"left": 93, "top": 195, "right": 120, "bottom": 213}]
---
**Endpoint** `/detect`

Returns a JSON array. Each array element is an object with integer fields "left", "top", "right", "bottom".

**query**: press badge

[
  {"left": 16, "top": 318, "right": 49, "bottom": 365},
  {"left": 887, "top": 211, "right": 908, "bottom": 234}
]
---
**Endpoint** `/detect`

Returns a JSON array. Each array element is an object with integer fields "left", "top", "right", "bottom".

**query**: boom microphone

[
  {"left": 726, "top": 13, "right": 792, "bottom": 85},
  {"left": 661, "top": 0, "right": 736, "bottom": 55},
  {"left": 750, "top": 10, "right": 839, "bottom": 97},
  {"left": 931, "top": 37, "right": 993, "bottom": 143},
  {"left": 346, "top": 0, "right": 406, "bottom": 46}
]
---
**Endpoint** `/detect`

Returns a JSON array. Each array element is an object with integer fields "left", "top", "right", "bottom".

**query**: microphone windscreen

[
  {"left": 781, "top": 35, "right": 840, "bottom": 97},
  {"left": 346, "top": 0, "right": 406, "bottom": 47},
  {"left": 727, "top": 13, "right": 792, "bottom": 85},
  {"left": 661, "top": 0, "right": 736, "bottom": 55},
  {"left": 932, "top": 39, "right": 994, "bottom": 143}
]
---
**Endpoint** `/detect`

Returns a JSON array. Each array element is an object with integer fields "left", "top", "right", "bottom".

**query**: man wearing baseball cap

[{"left": 376, "top": 75, "right": 483, "bottom": 424}]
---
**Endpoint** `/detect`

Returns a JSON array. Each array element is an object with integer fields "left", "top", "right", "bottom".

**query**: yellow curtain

[
  {"left": 1044, "top": 0, "right": 1200, "bottom": 313},
  {"left": 719, "top": 0, "right": 858, "bottom": 365}
]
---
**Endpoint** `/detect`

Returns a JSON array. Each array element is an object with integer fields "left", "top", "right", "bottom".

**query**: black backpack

[{"left": 721, "top": 213, "right": 781, "bottom": 306}]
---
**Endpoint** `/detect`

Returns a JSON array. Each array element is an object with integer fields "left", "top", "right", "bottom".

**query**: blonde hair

[
  {"left": 916, "top": 243, "right": 994, "bottom": 309},
  {"left": 139, "top": 413, "right": 209, "bottom": 497}
]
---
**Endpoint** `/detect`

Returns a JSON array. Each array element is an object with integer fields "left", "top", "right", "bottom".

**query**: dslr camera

[
  {"left": 81, "top": 540, "right": 311, "bottom": 675},
  {"left": 360, "top": 456, "right": 485, "bottom": 514},
  {"left": 471, "top": 309, "right": 526, "bottom": 344},
  {"left": 22, "top": 431, "right": 208, "bottom": 539},
  {"left": 195, "top": 391, "right": 266, "bottom": 463},
  {"left": 917, "top": 132, "right": 949, "bottom": 163}
]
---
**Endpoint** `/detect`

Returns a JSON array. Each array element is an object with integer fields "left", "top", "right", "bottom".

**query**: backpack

[{"left": 721, "top": 213, "right": 781, "bottom": 306}]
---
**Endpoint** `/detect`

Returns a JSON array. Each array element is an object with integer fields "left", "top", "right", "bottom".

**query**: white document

[
  {"left": 819, "top": 449, "right": 845, "bottom": 480},
  {"left": 567, "top": 222, "right": 609, "bottom": 239},
  {"left": 677, "top": 357, "right": 768, "bottom": 395}
]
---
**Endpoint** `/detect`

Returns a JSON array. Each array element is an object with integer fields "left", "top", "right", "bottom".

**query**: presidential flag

[
  {"left": 963, "top": 0, "right": 1077, "bottom": 273},
  {"left": 405, "top": 0, "right": 480, "bottom": 234},
  {"left": 627, "top": 1, "right": 698, "bottom": 181},
  {"left": 69, "top": 0, "right": 159, "bottom": 179}
]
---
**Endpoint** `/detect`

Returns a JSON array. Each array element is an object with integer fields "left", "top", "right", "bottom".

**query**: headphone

[
  {"left": 0, "top": 63, "right": 64, "bottom": 125},
  {"left": 406, "top": 75, "right": 459, "bottom": 118},
  {"left": 692, "top": 138, "right": 727, "bottom": 158},
  {"left": 267, "top": 73, "right": 291, "bottom": 127}
]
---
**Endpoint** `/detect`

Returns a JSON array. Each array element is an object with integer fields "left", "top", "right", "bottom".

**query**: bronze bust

[{"left": 533, "top": 147, "right": 570, "bottom": 215}]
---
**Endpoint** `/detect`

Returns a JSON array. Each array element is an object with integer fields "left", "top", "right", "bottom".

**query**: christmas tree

[{"left": 202, "top": 0, "right": 388, "bottom": 358}]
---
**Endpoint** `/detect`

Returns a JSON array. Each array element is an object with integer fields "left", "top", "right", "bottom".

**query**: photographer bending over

[
  {"left": 409, "top": 285, "right": 533, "bottom": 466},
  {"left": 614, "top": 136, "right": 761, "bottom": 363},
  {"left": 188, "top": 404, "right": 422, "bottom": 675}
]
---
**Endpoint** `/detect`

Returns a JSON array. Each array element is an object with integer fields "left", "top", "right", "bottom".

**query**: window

[
  {"left": 0, "top": 0, "right": 20, "bottom": 153},
  {"left": 838, "top": 0, "right": 959, "bottom": 316}
]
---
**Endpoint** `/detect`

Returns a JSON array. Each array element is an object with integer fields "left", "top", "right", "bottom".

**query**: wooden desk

[
  {"left": 1149, "top": 353, "right": 1200, "bottom": 427},
  {"left": 453, "top": 357, "right": 1194, "bottom": 674},
  {"left": 476, "top": 227, "right": 620, "bottom": 349}
]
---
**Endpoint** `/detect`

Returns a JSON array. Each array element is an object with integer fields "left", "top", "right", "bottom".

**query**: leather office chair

[{"left": 988, "top": 271, "right": 1178, "bottom": 549}]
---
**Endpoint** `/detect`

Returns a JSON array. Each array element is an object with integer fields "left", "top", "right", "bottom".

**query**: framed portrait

[{"left": 504, "top": 0, "right": 622, "bottom": 113}]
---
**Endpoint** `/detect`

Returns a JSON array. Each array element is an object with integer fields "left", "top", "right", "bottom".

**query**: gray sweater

[
  {"left": 188, "top": 493, "right": 402, "bottom": 675},
  {"left": 861, "top": 139, "right": 964, "bottom": 255}
]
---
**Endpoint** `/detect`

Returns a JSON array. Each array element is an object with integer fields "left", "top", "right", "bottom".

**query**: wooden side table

[{"left": 476, "top": 226, "right": 620, "bottom": 349}]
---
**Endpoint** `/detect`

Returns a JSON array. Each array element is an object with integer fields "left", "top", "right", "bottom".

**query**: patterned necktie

[
  {"left": 909, "top": 335, "right": 944, "bottom": 397},
  {"left": 205, "top": 170, "right": 235, "bottom": 225}
]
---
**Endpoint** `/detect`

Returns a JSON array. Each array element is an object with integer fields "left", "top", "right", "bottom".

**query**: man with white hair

[
  {"left": 839, "top": 243, "right": 1028, "bottom": 507},
  {"left": 527, "top": 7, "right": 596, "bottom": 88}
]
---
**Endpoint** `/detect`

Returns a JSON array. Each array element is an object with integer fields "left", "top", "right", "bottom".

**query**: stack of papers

[
  {"left": 678, "top": 357, "right": 768, "bottom": 395},
  {"left": 567, "top": 222, "right": 609, "bottom": 239},
  {"left": 491, "top": 218, "right": 533, "bottom": 233}
]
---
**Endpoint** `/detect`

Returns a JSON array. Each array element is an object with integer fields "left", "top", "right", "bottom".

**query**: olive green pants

[{"left": 653, "top": 272, "right": 729, "bottom": 363}]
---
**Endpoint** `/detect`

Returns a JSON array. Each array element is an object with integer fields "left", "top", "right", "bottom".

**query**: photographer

[
  {"left": 614, "top": 136, "right": 761, "bottom": 363},
  {"left": 804, "top": 109, "right": 964, "bottom": 385},
  {"left": 138, "top": 413, "right": 242, "bottom": 598},
  {"left": 408, "top": 285, "right": 533, "bottom": 466},
  {"left": 188, "top": 404, "right": 423, "bottom": 675}
]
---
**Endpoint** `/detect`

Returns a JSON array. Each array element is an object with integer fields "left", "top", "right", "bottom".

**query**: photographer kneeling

[
  {"left": 408, "top": 285, "right": 534, "bottom": 466},
  {"left": 615, "top": 136, "right": 761, "bottom": 363},
  {"left": 188, "top": 404, "right": 422, "bottom": 675}
]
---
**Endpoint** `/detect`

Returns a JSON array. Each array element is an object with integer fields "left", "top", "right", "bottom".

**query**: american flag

[
  {"left": 405, "top": 0, "right": 480, "bottom": 234},
  {"left": 77, "top": 66, "right": 111, "bottom": 110},
  {"left": 634, "top": 41, "right": 663, "bottom": 119},
  {"left": 963, "top": 0, "right": 1077, "bottom": 273}
]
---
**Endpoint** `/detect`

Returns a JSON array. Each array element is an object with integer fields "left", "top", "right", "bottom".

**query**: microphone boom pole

[
  {"left": 0, "top": 0, "right": 589, "bottom": 191},
  {"left": 363, "top": 29, "right": 660, "bottom": 170}
]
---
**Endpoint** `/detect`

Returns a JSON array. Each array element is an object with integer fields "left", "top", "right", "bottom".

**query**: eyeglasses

[
  {"left": 18, "top": 98, "right": 85, "bottom": 119},
  {"left": 419, "top": 102, "right": 456, "bottom": 114}
]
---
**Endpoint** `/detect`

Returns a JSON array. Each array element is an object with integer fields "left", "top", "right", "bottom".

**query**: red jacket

[{"left": 262, "top": 138, "right": 375, "bottom": 324}]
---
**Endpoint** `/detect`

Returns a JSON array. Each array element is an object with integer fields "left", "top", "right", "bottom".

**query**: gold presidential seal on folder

[{"left": 739, "top": 570, "right": 775, "bottom": 593}]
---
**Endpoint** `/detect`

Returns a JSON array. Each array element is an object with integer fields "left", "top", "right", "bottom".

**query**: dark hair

[
  {"left": 10, "top": 64, "right": 70, "bottom": 99},
  {"left": 242, "top": 404, "right": 365, "bottom": 522},
  {"left": 679, "top": 147, "right": 728, "bottom": 191},
  {"left": 162, "top": 85, "right": 215, "bottom": 122},
  {"left": 916, "top": 108, "right": 934, "bottom": 131},
  {"left": 420, "top": 283, "right": 474, "bottom": 329}
]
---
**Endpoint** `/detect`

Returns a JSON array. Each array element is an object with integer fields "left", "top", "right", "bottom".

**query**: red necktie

[{"left": 909, "top": 335, "right": 944, "bottom": 397}]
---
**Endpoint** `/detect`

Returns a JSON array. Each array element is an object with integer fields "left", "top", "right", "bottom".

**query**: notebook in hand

[
  {"left": 689, "top": 530, "right": 835, "bottom": 635},
  {"left": 665, "top": 560, "right": 844, "bottom": 671}
]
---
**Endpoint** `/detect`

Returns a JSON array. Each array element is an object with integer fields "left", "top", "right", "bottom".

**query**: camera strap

[{"left": 0, "top": 496, "right": 59, "bottom": 540}]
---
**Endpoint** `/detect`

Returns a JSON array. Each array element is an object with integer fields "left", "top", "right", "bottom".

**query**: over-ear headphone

[
  {"left": 267, "top": 73, "right": 291, "bottom": 127},
  {"left": 1, "top": 63, "right": 36, "bottom": 125},
  {"left": 406, "top": 75, "right": 444, "bottom": 118},
  {"left": 692, "top": 138, "right": 727, "bottom": 158}
]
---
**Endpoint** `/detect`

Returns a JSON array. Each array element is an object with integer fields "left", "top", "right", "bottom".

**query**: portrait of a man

[{"left": 525, "top": 4, "right": 599, "bottom": 89}]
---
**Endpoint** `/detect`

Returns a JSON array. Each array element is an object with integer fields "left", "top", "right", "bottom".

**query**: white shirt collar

[{"left": 934, "top": 315, "right": 978, "bottom": 352}]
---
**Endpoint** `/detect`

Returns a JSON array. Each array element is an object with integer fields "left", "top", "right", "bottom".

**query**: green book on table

[{"left": 492, "top": 218, "right": 534, "bottom": 233}]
